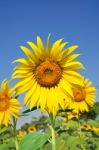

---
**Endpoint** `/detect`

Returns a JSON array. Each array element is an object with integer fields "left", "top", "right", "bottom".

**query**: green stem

[
  {"left": 15, "top": 138, "right": 19, "bottom": 150},
  {"left": 77, "top": 119, "right": 85, "bottom": 150},
  {"left": 50, "top": 126, "right": 56, "bottom": 150},
  {"left": 49, "top": 114, "right": 56, "bottom": 150},
  {"left": 78, "top": 121, "right": 82, "bottom": 137},
  {"left": 12, "top": 117, "right": 19, "bottom": 150}
]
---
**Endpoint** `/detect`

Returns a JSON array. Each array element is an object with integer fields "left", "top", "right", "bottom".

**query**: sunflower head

[
  {"left": 92, "top": 127, "right": 99, "bottom": 133},
  {"left": 0, "top": 94, "right": 10, "bottom": 111},
  {"left": 0, "top": 80, "right": 21, "bottom": 126},
  {"left": 67, "top": 111, "right": 79, "bottom": 120},
  {"left": 67, "top": 78, "right": 96, "bottom": 113},
  {"left": 17, "top": 130, "right": 27, "bottom": 138},
  {"left": 72, "top": 87, "right": 86, "bottom": 102},
  {"left": 81, "top": 124, "right": 92, "bottom": 131},
  {"left": 12, "top": 35, "right": 84, "bottom": 115},
  {"left": 28, "top": 126, "right": 36, "bottom": 133}
]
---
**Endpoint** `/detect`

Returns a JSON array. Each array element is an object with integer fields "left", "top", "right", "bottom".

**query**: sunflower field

[{"left": 0, "top": 35, "right": 98, "bottom": 150}]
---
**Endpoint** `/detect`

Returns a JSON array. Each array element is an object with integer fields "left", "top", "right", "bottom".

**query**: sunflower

[
  {"left": 17, "top": 130, "right": 27, "bottom": 138},
  {"left": 92, "top": 127, "right": 99, "bottom": 133},
  {"left": 28, "top": 126, "right": 36, "bottom": 133},
  {"left": 81, "top": 124, "right": 92, "bottom": 131},
  {"left": 0, "top": 80, "right": 21, "bottom": 126},
  {"left": 67, "top": 78, "right": 96, "bottom": 113},
  {"left": 12, "top": 35, "right": 84, "bottom": 114},
  {"left": 67, "top": 111, "right": 79, "bottom": 120}
]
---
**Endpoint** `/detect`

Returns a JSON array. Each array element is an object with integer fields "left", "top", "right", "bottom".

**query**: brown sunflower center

[
  {"left": 72, "top": 87, "right": 86, "bottom": 102},
  {"left": 0, "top": 95, "right": 10, "bottom": 111},
  {"left": 30, "top": 127, "right": 35, "bottom": 131},
  {"left": 35, "top": 60, "right": 62, "bottom": 87},
  {"left": 30, "top": 128, "right": 34, "bottom": 131},
  {"left": 71, "top": 112, "right": 78, "bottom": 116}
]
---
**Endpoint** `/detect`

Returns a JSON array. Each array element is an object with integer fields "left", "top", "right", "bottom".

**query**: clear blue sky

[{"left": 0, "top": 0, "right": 99, "bottom": 98}]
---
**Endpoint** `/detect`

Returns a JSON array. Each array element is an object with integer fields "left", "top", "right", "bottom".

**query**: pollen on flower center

[
  {"left": 72, "top": 87, "right": 86, "bottom": 102},
  {"left": 35, "top": 60, "right": 62, "bottom": 87},
  {"left": 0, "top": 95, "right": 10, "bottom": 111}
]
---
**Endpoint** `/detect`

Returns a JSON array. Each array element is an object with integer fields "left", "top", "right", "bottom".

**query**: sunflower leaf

[
  {"left": 0, "top": 126, "right": 10, "bottom": 134},
  {"left": 59, "top": 108, "right": 73, "bottom": 113},
  {"left": 19, "top": 132, "right": 49, "bottom": 150},
  {"left": 22, "top": 106, "right": 37, "bottom": 113}
]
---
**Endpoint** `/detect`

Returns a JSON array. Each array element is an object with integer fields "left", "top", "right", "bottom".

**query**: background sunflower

[
  {"left": 67, "top": 78, "right": 96, "bottom": 113},
  {"left": 0, "top": 80, "right": 21, "bottom": 126}
]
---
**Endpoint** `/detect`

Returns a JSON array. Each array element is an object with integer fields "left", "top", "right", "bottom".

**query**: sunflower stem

[
  {"left": 12, "top": 117, "right": 19, "bottom": 150},
  {"left": 49, "top": 114, "right": 56, "bottom": 150},
  {"left": 77, "top": 115, "right": 82, "bottom": 138}
]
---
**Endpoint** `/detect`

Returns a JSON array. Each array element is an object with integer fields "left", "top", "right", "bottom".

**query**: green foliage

[
  {"left": 0, "top": 137, "right": 15, "bottom": 150},
  {"left": 94, "top": 102, "right": 99, "bottom": 115},
  {"left": 0, "top": 126, "right": 9, "bottom": 134},
  {"left": 0, "top": 103, "right": 99, "bottom": 150},
  {"left": 87, "top": 119, "right": 99, "bottom": 127},
  {"left": 19, "top": 132, "right": 49, "bottom": 150}
]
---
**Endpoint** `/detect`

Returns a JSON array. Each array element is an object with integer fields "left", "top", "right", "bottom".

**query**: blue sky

[
  {"left": 0, "top": 0, "right": 99, "bottom": 98},
  {"left": 0, "top": 0, "right": 99, "bottom": 127}
]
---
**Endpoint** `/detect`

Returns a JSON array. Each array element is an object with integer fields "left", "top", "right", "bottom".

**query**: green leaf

[
  {"left": 64, "top": 136, "right": 85, "bottom": 150},
  {"left": 59, "top": 108, "right": 73, "bottom": 113},
  {"left": 95, "top": 115, "right": 99, "bottom": 121},
  {"left": 66, "top": 120, "right": 79, "bottom": 128},
  {"left": 0, "top": 126, "right": 9, "bottom": 134},
  {"left": 19, "top": 132, "right": 49, "bottom": 150},
  {"left": 87, "top": 119, "right": 99, "bottom": 127},
  {"left": 19, "top": 113, "right": 29, "bottom": 117},
  {"left": 22, "top": 106, "right": 37, "bottom": 114},
  {"left": 14, "top": 95, "right": 19, "bottom": 99}
]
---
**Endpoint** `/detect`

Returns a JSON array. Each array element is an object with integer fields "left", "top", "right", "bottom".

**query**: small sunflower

[
  {"left": 67, "top": 111, "right": 79, "bottom": 120},
  {"left": 0, "top": 80, "right": 21, "bottom": 126},
  {"left": 81, "top": 124, "right": 92, "bottom": 131},
  {"left": 17, "top": 130, "right": 27, "bottom": 138},
  {"left": 92, "top": 127, "right": 99, "bottom": 133},
  {"left": 67, "top": 78, "right": 96, "bottom": 113},
  {"left": 28, "top": 126, "right": 36, "bottom": 133},
  {"left": 12, "top": 35, "right": 84, "bottom": 114}
]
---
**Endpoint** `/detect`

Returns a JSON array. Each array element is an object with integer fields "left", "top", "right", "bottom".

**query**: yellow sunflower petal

[
  {"left": 20, "top": 46, "right": 35, "bottom": 60},
  {"left": 63, "top": 61, "right": 84, "bottom": 69},
  {"left": 30, "top": 85, "right": 41, "bottom": 109},
  {"left": 24, "top": 82, "right": 37, "bottom": 105},
  {"left": 0, "top": 112, "right": 5, "bottom": 126},
  {"left": 27, "top": 41, "right": 43, "bottom": 59},
  {"left": 15, "top": 78, "right": 35, "bottom": 95},
  {"left": 37, "top": 87, "right": 47, "bottom": 111},
  {"left": 65, "top": 70, "right": 82, "bottom": 78},
  {"left": 86, "top": 87, "right": 96, "bottom": 93},
  {"left": 63, "top": 74, "right": 83, "bottom": 85},
  {"left": 12, "top": 58, "right": 33, "bottom": 66},
  {"left": 14, "top": 75, "right": 34, "bottom": 89},
  {"left": 3, "top": 110, "right": 10, "bottom": 126},
  {"left": 37, "top": 36, "right": 44, "bottom": 50},
  {"left": 50, "top": 38, "right": 63, "bottom": 57},
  {"left": 63, "top": 45, "right": 79, "bottom": 55},
  {"left": 46, "top": 33, "right": 51, "bottom": 54},
  {"left": 59, "top": 79, "right": 73, "bottom": 97}
]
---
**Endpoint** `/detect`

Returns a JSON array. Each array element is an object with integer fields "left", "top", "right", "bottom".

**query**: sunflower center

[
  {"left": 72, "top": 87, "right": 86, "bottom": 102},
  {"left": 30, "top": 128, "right": 34, "bottom": 131},
  {"left": 35, "top": 60, "right": 62, "bottom": 87},
  {"left": 0, "top": 95, "right": 10, "bottom": 111},
  {"left": 30, "top": 127, "right": 35, "bottom": 131}
]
